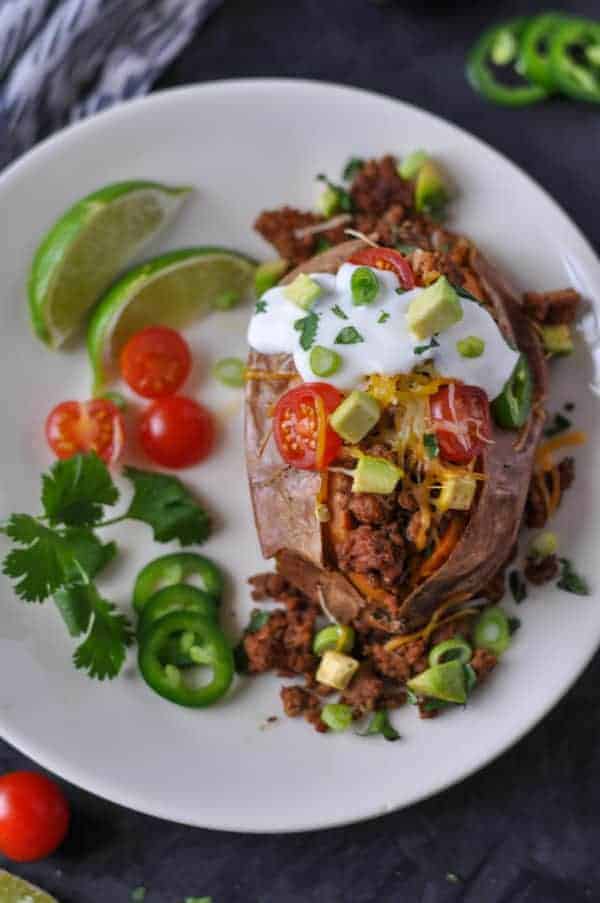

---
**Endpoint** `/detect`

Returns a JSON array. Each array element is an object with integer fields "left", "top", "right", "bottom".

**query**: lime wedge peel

[
  {"left": 0, "top": 868, "right": 58, "bottom": 902},
  {"left": 87, "top": 246, "right": 256, "bottom": 393},
  {"left": 28, "top": 180, "right": 192, "bottom": 348}
]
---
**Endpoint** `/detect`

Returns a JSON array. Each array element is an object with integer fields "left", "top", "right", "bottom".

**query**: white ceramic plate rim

[{"left": 1, "top": 79, "right": 599, "bottom": 833}]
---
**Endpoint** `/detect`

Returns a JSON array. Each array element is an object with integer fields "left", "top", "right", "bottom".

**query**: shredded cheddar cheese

[{"left": 535, "top": 430, "right": 587, "bottom": 471}]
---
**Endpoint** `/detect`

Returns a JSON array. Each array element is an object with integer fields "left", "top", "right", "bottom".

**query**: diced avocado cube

[
  {"left": 407, "top": 276, "right": 463, "bottom": 340},
  {"left": 317, "top": 184, "right": 341, "bottom": 217},
  {"left": 529, "top": 530, "right": 558, "bottom": 559},
  {"left": 415, "top": 161, "right": 449, "bottom": 215},
  {"left": 352, "top": 455, "right": 403, "bottom": 494},
  {"left": 329, "top": 390, "right": 381, "bottom": 443},
  {"left": 316, "top": 650, "right": 359, "bottom": 690},
  {"left": 437, "top": 475, "right": 477, "bottom": 512},
  {"left": 283, "top": 273, "right": 323, "bottom": 310},
  {"left": 541, "top": 324, "right": 574, "bottom": 355},
  {"left": 406, "top": 659, "right": 467, "bottom": 704},
  {"left": 254, "top": 259, "right": 289, "bottom": 297},
  {"left": 398, "top": 149, "right": 428, "bottom": 180}
]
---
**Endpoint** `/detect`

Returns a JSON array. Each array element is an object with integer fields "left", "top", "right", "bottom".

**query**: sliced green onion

[
  {"left": 317, "top": 184, "right": 341, "bottom": 218},
  {"left": 398, "top": 149, "right": 428, "bottom": 180},
  {"left": 456, "top": 335, "right": 485, "bottom": 358},
  {"left": 473, "top": 607, "right": 511, "bottom": 656},
  {"left": 313, "top": 624, "right": 355, "bottom": 656},
  {"left": 351, "top": 266, "right": 379, "bottom": 306},
  {"left": 428, "top": 635, "right": 472, "bottom": 668},
  {"left": 321, "top": 703, "right": 353, "bottom": 732},
  {"left": 529, "top": 531, "right": 558, "bottom": 559},
  {"left": 212, "top": 289, "right": 241, "bottom": 310},
  {"left": 463, "top": 663, "right": 477, "bottom": 694},
  {"left": 213, "top": 357, "right": 245, "bottom": 388},
  {"left": 309, "top": 345, "right": 342, "bottom": 377}
]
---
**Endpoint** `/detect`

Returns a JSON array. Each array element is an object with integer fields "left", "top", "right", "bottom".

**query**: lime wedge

[
  {"left": 28, "top": 180, "right": 192, "bottom": 348},
  {"left": 87, "top": 247, "right": 255, "bottom": 392},
  {"left": 0, "top": 869, "right": 58, "bottom": 902}
]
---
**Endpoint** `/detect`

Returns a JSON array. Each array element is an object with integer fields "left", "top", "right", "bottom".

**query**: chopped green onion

[
  {"left": 351, "top": 267, "right": 379, "bottom": 306},
  {"left": 309, "top": 345, "right": 342, "bottom": 378},
  {"left": 398, "top": 149, "right": 428, "bottom": 180},
  {"left": 456, "top": 335, "right": 485, "bottom": 358},
  {"left": 313, "top": 623, "right": 355, "bottom": 656},
  {"left": 529, "top": 531, "right": 558, "bottom": 559},
  {"left": 321, "top": 703, "right": 353, "bottom": 732},
  {"left": 428, "top": 635, "right": 472, "bottom": 668},
  {"left": 317, "top": 183, "right": 341, "bottom": 218},
  {"left": 473, "top": 607, "right": 511, "bottom": 656},
  {"left": 213, "top": 357, "right": 245, "bottom": 388},
  {"left": 212, "top": 289, "right": 240, "bottom": 310}
]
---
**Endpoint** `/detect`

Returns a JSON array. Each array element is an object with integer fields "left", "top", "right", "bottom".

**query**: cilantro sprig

[{"left": 1, "top": 453, "right": 211, "bottom": 680}]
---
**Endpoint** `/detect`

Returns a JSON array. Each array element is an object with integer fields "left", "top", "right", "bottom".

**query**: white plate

[{"left": 1, "top": 80, "right": 599, "bottom": 834}]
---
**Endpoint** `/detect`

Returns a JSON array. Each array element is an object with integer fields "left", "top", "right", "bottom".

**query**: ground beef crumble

[
  {"left": 523, "top": 288, "right": 580, "bottom": 325},
  {"left": 470, "top": 648, "right": 498, "bottom": 683}
]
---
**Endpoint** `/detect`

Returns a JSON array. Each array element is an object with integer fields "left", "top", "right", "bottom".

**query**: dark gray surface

[{"left": 2, "top": 1, "right": 600, "bottom": 900}]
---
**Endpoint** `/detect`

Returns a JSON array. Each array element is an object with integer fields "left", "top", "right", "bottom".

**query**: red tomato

[
  {"left": 139, "top": 395, "right": 216, "bottom": 469},
  {"left": 430, "top": 384, "right": 492, "bottom": 464},
  {"left": 120, "top": 325, "right": 191, "bottom": 399},
  {"left": 274, "top": 382, "right": 344, "bottom": 471},
  {"left": 348, "top": 247, "right": 415, "bottom": 290},
  {"left": 45, "top": 399, "right": 125, "bottom": 465},
  {"left": 0, "top": 772, "right": 70, "bottom": 862}
]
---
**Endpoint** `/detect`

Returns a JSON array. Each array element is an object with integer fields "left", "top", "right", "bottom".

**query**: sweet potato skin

[{"left": 245, "top": 239, "right": 548, "bottom": 630}]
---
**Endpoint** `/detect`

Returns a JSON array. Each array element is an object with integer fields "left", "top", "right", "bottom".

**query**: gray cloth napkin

[{"left": 0, "top": 0, "right": 221, "bottom": 169}]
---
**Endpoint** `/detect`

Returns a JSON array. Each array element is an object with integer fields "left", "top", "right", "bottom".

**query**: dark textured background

[{"left": 2, "top": 1, "right": 600, "bottom": 901}]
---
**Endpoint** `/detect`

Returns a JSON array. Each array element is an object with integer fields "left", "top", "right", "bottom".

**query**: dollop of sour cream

[{"left": 248, "top": 263, "right": 519, "bottom": 400}]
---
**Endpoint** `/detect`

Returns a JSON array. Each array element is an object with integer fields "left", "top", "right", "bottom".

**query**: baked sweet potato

[{"left": 245, "top": 237, "right": 547, "bottom": 632}]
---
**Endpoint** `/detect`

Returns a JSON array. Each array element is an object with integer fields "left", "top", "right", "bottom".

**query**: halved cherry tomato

[
  {"left": 45, "top": 399, "right": 125, "bottom": 465},
  {"left": 120, "top": 325, "right": 191, "bottom": 399},
  {"left": 0, "top": 771, "right": 70, "bottom": 862},
  {"left": 348, "top": 247, "right": 415, "bottom": 290},
  {"left": 274, "top": 382, "right": 344, "bottom": 470},
  {"left": 430, "top": 384, "right": 492, "bottom": 464},
  {"left": 139, "top": 395, "right": 216, "bottom": 469}
]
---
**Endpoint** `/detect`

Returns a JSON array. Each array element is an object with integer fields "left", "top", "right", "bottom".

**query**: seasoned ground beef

[
  {"left": 248, "top": 572, "right": 289, "bottom": 601},
  {"left": 338, "top": 524, "right": 406, "bottom": 586},
  {"left": 524, "top": 553, "right": 559, "bottom": 585},
  {"left": 470, "top": 648, "right": 498, "bottom": 682},
  {"left": 341, "top": 664, "right": 384, "bottom": 715},
  {"left": 280, "top": 685, "right": 328, "bottom": 732},
  {"left": 243, "top": 608, "right": 317, "bottom": 677},
  {"left": 429, "top": 616, "right": 474, "bottom": 645},
  {"left": 244, "top": 610, "right": 288, "bottom": 674},
  {"left": 348, "top": 492, "right": 395, "bottom": 525},
  {"left": 370, "top": 639, "right": 428, "bottom": 682},
  {"left": 350, "top": 155, "right": 413, "bottom": 215},
  {"left": 481, "top": 569, "right": 507, "bottom": 603},
  {"left": 523, "top": 288, "right": 580, "bottom": 325},
  {"left": 254, "top": 206, "right": 349, "bottom": 266}
]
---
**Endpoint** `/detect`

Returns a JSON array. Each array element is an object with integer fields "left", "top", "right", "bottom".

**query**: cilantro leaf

[
  {"left": 73, "top": 586, "right": 133, "bottom": 680},
  {"left": 335, "top": 326, "right": 364, "bottom": 345},
  {"left": 377, "top": 311, "right": 390, "bottom": 324},
  {"left": 123, "top": 467, "right": 211, "bottom": 545},
  {"left": 414, "top": 335, "right": 440, "bottom": 355},
  {"left": 544, "top": 412, "right": 572, "bottom": 438},
  {"left": 294, "top": 311, "right": 319, "bottom": 351},
  {"left": 359, "top": 709, "right": 400, "bottom": 741},
  {"left": 247, "top": 610, "right": 271, "bottom": 633},
  {"left": 424, "top": 433, "right": 439, "bottom": 458},
  {"left": 255, "top": 300, "right": 267, "bottom": 313},
  {"left": 331, "top": 304, "right": 348, "bottom": 320},
  {"left": 2, "top": 515, "right": 73, "bottom": 602},
  {"left": 509, "top": 569, "right": 527, "bottom": 604},
  {"left": 342, "top": 156, "right": 364, "bottom": 181},
  {"left": 557, "top": 558, "right": 589, "bottom": 596},
  {"left": 42, "top": 453, "right": 119, "bottom": 527},
  {"left": 54, "top": 530, "right": 117, "bottom": 636}
]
